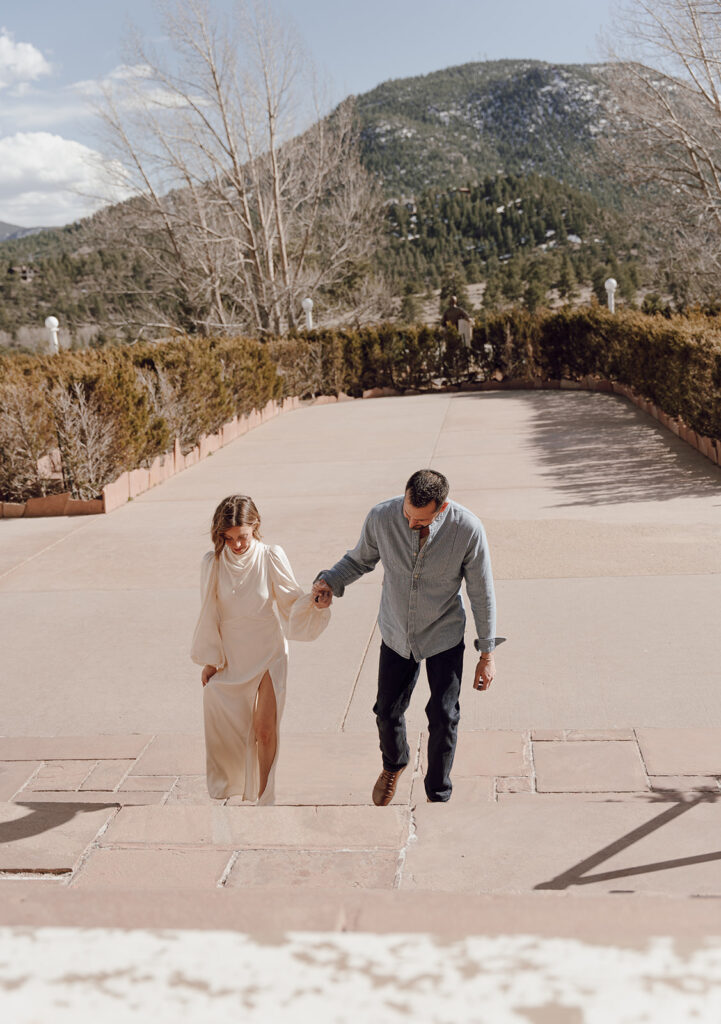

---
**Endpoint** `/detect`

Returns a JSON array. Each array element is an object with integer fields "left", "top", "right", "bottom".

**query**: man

[
  {"left": 441, "top": 294, "right": 473, "bottom": 347},
  {"left": 312, "top": 469, "right": 501, "bottom": 805}
]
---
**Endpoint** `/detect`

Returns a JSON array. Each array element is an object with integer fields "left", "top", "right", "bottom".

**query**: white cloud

[
  {"left": 70, "top": 63, "right": 154, "bottom": 98},
  {"left": 70, "top": 62, "right": 200, "bottom": 111},
  {"left": 0, "top": 132, "right": 132, "bottom": 227},
  {"left": 0, "top": 28, "right": 51, "bottom": 90}
]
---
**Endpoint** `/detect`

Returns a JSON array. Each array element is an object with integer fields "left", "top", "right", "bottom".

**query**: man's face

[{"left": 402, "top": 492, "right": 447, "bottom": 530}]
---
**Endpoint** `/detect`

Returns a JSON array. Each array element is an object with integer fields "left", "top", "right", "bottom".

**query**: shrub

[
  {"left": 2, "top": 309, "right": 719, "bottom": 502},
  {"left": 0, "top": 334, "right": 282, "bottom": 500}
]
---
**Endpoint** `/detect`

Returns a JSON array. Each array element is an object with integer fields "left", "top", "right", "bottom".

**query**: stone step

[{"left": 1, "top": 883, "right": 720, "bottom": 940}]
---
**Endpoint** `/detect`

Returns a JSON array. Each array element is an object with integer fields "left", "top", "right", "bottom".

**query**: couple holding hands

[{"left": 191, "top": 469, "right": 500, "bottom": 806}]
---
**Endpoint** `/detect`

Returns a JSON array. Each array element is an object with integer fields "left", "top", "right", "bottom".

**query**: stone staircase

[{"left": 1, "top": 729, "right": 720, "bottom": 906}]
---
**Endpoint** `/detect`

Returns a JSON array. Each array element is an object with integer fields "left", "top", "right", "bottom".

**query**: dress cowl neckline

[{"left": 222, "top": 540, "right": 260, "bottom": 575}]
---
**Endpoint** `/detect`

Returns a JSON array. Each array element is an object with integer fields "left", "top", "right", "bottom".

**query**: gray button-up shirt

[{"left": 318, "top": 497, "right": 497, "bottom": 661}]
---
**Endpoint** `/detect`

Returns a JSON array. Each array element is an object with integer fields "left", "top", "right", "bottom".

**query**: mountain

[
  {"left": 356, "top": 59, "right": 615, "bottom": 202},
  {"left": 0, "top": 59, "right": 652, "bottom": 343},
  {"left": 0, "top": 221, "right": 46, "bottom": 244}
]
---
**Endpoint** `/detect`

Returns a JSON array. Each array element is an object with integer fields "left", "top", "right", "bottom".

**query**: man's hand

[
  {"left": 473, "top": 653, "right": 495, "bottom": 691},
  {"left": 201, "top": 664, "right": 218, "bottom": 687},
  {"left": 312, "top": 579, "right": 333, "bottom": 609}
]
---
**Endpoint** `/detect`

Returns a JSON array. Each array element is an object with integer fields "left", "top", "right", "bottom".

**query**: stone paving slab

[
  {"left": 637, "top": 728, "right": 721, "bottom": 776},
  {"left": 420, "top": 730, "right": 528, "bottom": 777},
  {"left": 532, "top": 729, "right": 637, "bottom": 742},
  {"left": 0, "top": 736, "right": 152, "bottom": 760},
  {"left": 412, "top": 776, "right": 495, "bottom": 802},
  {"left": 100, "top": 804, "right": 411, "bottom": 850},
  {"left": 649, "top": 776, "right": 720, "bottom": 793},
  {"left": 0, "top": 762, "right": 39, "bottom": 801},
  {"left": 130, "top": 735, "right": 205, "bottom": 776},
  {"left": 0, "top": 801, "right": 116, "bottom": 873},
  {"left": 15, "top": 791, "right": 165, "bottom": 806},
  {"left": 275, "top": 733, "right": 416, "bottom": 805},
  {"left": 119, "top": 775, "right": 176, "bottom": 792},
  {"left": 71, "top": 848, "right": 233, "bottom": 889},
  {"left": 2, "top": 884, "right": 721, "bottom": 940},
  {"left": 24, "top": 760, "right": 97, "bottom": 792},
  {"left": 79, "top": 759, "right": 135, "bottom": 791},
  {"left": 533, "top": 740, "right": 649, "bottom": 793},
  {"left": 166, "top": 776, "right": 209, "bottom": 804},
  {"left": 403, "top": 793, "right": 721, "bottom": 897},
  {"left": 225, "top": 849, "right": 400, "bottom": 889}
]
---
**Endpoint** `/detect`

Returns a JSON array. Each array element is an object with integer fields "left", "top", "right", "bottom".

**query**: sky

[{"left": 0, "top": 0, "right": 617, "bottom": 228}]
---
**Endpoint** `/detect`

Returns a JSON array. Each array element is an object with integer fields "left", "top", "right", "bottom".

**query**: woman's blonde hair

[{"left": 210, "top": 495, "right": 262, "bottom": 557}]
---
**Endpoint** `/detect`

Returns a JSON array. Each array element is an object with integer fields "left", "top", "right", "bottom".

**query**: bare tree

[
  {"left": 50, "top": 383, "right": 118, "bottom": 500},
  {"left": 605, "top": 1, "right": 721, "bottom": 301},
  {"left": 0, "top": 384, "right": 54, "bottom": 502},
  {"left": 95, "top": 0, "right": 384, "bottom": 336},
  {"left": 136, "top": 364, "right": 201, "bottom": 451}
]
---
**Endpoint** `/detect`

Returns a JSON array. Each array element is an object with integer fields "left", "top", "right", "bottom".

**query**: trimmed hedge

[
  {"left": 2, "top": 307, "right": 720, "bottom": 501},
  {"left": 272, "top": 308, "right": 721, "bottom": 440},
  {"left": 0, "top": 335, "right": 281, "bottom": 501}
]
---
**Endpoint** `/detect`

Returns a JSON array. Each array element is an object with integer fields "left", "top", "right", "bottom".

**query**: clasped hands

[{"left": 311, "top": 579, "right": 333, "bottom": 609}]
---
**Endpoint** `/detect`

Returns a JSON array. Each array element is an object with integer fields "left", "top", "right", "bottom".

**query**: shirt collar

[{"left": 429, "top": 501, "right": 451, "bottom": 536}]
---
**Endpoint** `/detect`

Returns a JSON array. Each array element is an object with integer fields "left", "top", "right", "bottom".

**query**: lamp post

[
  {"left": 44, "top": 315, "right": 60, "bottom": 354},
  {"left": 301, "top": 297, "right": 313, "bottom": 330},
  {"left": 604, "top": 278, "right": 617, "bottom": 314}
]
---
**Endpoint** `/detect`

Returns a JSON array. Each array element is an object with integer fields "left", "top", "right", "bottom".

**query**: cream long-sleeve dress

[{"left": 190, "top": 541, "right": 329, "bottom": 804}]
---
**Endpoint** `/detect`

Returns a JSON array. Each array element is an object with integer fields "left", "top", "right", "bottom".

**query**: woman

[{"left": 191, "top": 494, "right": 329, "bottom": 804}]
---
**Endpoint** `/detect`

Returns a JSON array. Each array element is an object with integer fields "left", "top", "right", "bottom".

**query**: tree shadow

[
  {"left": 534, "top": 788, "right": 721, "bottom": 891},
  {"left": 1, "top": 800, "right": 118, "bottom": 844},
  {"left": 471, "top": 391, "right": 721, "bottom": 507}
]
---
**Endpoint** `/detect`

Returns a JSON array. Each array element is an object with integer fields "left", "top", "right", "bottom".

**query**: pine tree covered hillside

[
  {"left": 357, "top": 60, "right": 614, "bottom": 201},
  {"left": 384, "top": 174, "right": 642, "bottom": 315},
  {"left": 384, "top": 174, "right": 617, "bottom": 282}
]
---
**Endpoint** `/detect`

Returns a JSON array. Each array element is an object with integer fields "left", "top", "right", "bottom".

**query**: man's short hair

[{"left": 405, "top": 469, "right": 449, "bottom": 510}]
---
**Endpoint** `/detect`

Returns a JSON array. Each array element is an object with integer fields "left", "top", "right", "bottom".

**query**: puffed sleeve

[
  {"left": 268, "top": 544, "right": 330, "bottom": 642},
  {"left": 190, "top": 552, "right": 225, "bottom": 667}
]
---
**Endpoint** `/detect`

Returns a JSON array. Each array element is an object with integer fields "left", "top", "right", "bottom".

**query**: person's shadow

[{"left": 1, "top": 801, "right": 118, "bottom": 845}]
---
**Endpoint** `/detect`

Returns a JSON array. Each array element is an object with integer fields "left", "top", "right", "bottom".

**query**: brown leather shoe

[{"left": 372, "top": 766, "right": 405, "bottom": 806}]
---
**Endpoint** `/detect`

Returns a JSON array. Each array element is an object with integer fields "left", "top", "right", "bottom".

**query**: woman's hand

[
  {"left": 201, "top": 664, "right": 218, "bottom": 687},
  {"left": 312, "top": 580, "right": 333, "bottom": 609}
]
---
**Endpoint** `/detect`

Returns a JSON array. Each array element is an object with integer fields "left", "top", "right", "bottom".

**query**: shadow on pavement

[
  {"left": 471, "top": 391, "right": 721, "bottom": 506},
  {"left": 1, "top": 801, "right": 118, "bottom": 844},
  {"left": 534, "top": 788, "right": 721, "bottom": 891}
]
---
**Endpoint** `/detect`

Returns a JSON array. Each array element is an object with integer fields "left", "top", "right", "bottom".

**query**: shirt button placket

[{"left": 409, "top": 568, "right": 420, "bottom": 658}]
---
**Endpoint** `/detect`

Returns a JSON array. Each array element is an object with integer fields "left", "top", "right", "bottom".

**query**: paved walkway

[{"left": 1, "top": 390, "right": 721, "bottom": 1020}]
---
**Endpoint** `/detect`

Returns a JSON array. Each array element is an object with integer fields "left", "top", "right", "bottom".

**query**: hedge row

[
  {"left": 0, "top": 335, "right": 281, "bottom": 501},
  {"left": 271, "top": 307, "right": 721, "bottom": 439},
  {"left": 2, "top": 306, "right": 720, "bottom": 501}
]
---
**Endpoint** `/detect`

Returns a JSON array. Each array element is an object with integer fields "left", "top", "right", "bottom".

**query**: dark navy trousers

[{"left": 373, "top": 638, "right": 464, "bottom": 802}]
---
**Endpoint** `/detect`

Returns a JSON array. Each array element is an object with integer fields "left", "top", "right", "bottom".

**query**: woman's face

[{"left": 223, "top": 524, "right": 256, "bottom": 554}]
